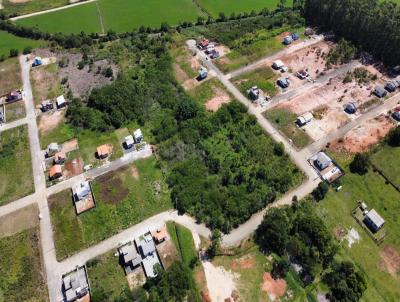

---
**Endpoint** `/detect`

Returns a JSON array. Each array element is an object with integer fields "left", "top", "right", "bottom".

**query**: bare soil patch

[
  {"left": 203, "top": 261, "right": 237, "bottom": 302},
  {"left": 230, "top": 255, "right": 254, "bottom": 270},
  {"left": 97, "top": 173, "right": 129, "bottom": 204},
  {"left": 330, "top": 115, "right": 395, "bottom": 153},
  {"left": 64, "top": 157, "right": 84, "bottom": 178},
  {"left": 126, "top": 268, "right": 146, "bottom": 290},
  {"left": 215, "top": 45, "right": 231, "bottom": 57},
  {"left": 333, "top": 226, "right": 347, "bottom": 241},
  {"left": 205, "top": 87, "right": 231, "bottom": 112},
  {"left": 157, "top": 239, "right": 180, "bottom": 269},
  {"left": 38, "top": 110, "right": 64, "bottom": 135},
  {"left": 261, "top": 272, "right": 287, "bottom": 301},
  {"left": 130, "top": 165, "right": 139, "bottom": 180},
  {"left": 379, "top": 246, "right": 400, "bottom": 277},
  {"left": 174, "top": 63, "right": 188, "bottom": 83},
  {"left": 61, "top": 138, "right": 78, "bottom": 153},
  {"left": 0, "top": 204, "right": 38, "bottom": 238},
  {"left": 9, "top": 0, "right": 30, "bottom": 3}
]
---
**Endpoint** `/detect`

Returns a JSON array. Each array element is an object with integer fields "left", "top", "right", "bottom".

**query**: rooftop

[{"left": 365, "top": 209, "right": 385, "bottom": 228}]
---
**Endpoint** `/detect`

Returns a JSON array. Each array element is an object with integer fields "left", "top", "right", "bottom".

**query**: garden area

[{"left": 48, "top": 158, "right": 171, "bottom": 260}]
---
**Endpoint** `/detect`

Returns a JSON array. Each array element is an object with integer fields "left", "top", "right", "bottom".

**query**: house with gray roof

[
  {"left": 118, "top": 242, "right": 142, "bottom": 274},
  {"left": 142, "top": 252, "right": 162, "bottom": 278},
  {"left": 314, "top": 152, "right": 332, "bottom": 171},
  {"left": 136, "top": 232, "right": 156, "bottom": 257},
  {"left": 374, "top": 86, "right": 387, "bottom": 98},
  {"left": 364, "top": 209, "right": 385, "bottom": 233},
  {"left": 62, "top": 266, "right": 90, "bottom": 302},
  {"left": 73, "top": 181, "right": 91, "bottom": 201}
]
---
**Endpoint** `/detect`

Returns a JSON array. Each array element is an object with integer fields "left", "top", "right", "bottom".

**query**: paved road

[
  {"left": 0, "top": 116, "right": 28, "bottom": 132},
  {"left": 10, "top": 0, "right": 97, "bottom": 21}
]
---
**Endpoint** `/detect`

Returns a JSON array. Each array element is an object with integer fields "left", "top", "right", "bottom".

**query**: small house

[
  {"left": 124, "top": 135, "right": 134, "bottom": 149},
  {"left": 296, "top": 70, "right": 309, "bottom": 80},
  {"left": 47, "top": 142, "right": 60, "bottom": 157},
  {"left": 374, "top": 86, "right": 387, "bottom": 98},
  {"left": 118, "top": 243, "right": 142, "bottom": 273},
  {"left": 205, "top": 44, "right": 215, "bottom": 54},
  {"left": 249, "top": 86, "right": 260, "bottom": 100},
  {"left": 198, "top": 67, "right": 208, "bottom": 80},
  {"left": 291, "top": 32, "right": 300, "bottom": 40},
  {"left": 56, "top": 95, "right": 66, "bottom": 109},
  {"left": 392, "top": 108, "right": 400, "bottom": 121},
  {"left": 134, "top": 129, "right": 143, "bottom": 143},
  {"left": 209, "top": 49, "right": 220, "bottom": 59},
  {"left": 152, "top": 225, "right": 168, "bottom": 244},
  {"left": 199, "top": 38, "right": 209, "bottom": 49},
  {"left": 304, "top": 28, "right": 315, "bottom": 36},
  {"left": 314, "top": 152, "right": 332, "bottom": 171},
  {"left": 277, "top": 77, "right": 290, "bottom": 88},
  {"left": 32, "top": 57, "right": 42, "bottom": 67},
  {"left": 41, "top": 100, "right": 54, "bottom": 112},
  {"left": 385, "top": 81, "right": 397, "bottom": 93},
  {"left": 0, "top": 106, "right": 4, "bottom": 123},
  {"left": 272, "top": 60, "right": 284, "bottom": 70},
  {"left": 142, "top": 252, "right": 162, "bottom": 278},
  {"left": 283, "top": 35, "right": 293, "bottom": 45},
  {"left": 363, "top": 209, "right": 385, "bottom": 233},
  {"left": 96, "top": 144, "right": 110, "bottom": 159},
  {"left": 49, "top": 164, "right": 62, "bottom": 180},
  {"left": 344, "top": 102, "right": 357, "bottom": 114},
  {"left": 74, "top": 181, "right": 91, "bottom": 201},
  {"left": 54, "top": 152, "right": 66, "bottom": 164},
  {"left": 6, "top": 90, "right": 22, "bottom": 102},
  {"left": 296, "top": 112, "right": 313, "bottom": 126},
  {"left": 62, "top": 266, "right": 90, "bottom": 302}
]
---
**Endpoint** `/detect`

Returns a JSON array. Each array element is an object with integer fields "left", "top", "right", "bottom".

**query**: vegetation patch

[
  {"left": 2, "top": 0, "right": 69, "bottom": 18},
  {"left": 0, "top": 57, "right": 22, "bottom": 96},
  {"left": 0, "top": 30, "right": 43, "bottom": 58},
  {"left": 0, "top": 125, "right": 34, "bottom": 205},
  {"left": 232, "top": 66, "right": 278, "bottom": 97},
  {"left": 31, "top": 62, "right": 63, "bottom": 106},
  {"left": 97, "top": 170, "right": 131, "bottom": 204},
  {"left": 0, "top": 227, "right": 48, "bottom": 301},
  {"left": 48, "top": 158, "right": 171, "bottom": 260},
  {"left": 371, "top": 145, "right": 400, "bottom": 188},
  {"left": 264, "top": 107, "right": 313, "bottom": 149},
  {"left": 4, "top": 100, "right": 26, "bottom": 122},
  {"left": 167, "top": 222, "right": 197, "bottom": 267}
]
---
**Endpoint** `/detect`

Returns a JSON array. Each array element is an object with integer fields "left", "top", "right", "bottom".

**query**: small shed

[
  {"left": 277, "top": 77, "right": 290, "bottom": 88},
  {"left": 56, "top": 95, "right": 66, "bottom": 109},
  {"left": 385, "top": 81, "right": 397, "bottom": 92},
  {"left": 124, "top": 135, "right": 134, "bottom": 149},
  {"left": 296, "top": 112, "right": 313, "bottom": 126},
  {"left": 134, "top": 129, "right": 143, "bottom": 143},
  {"left": 291, "top": 32, "right": 300, "bottom": 40},
  {"left": 272, "top": 60, "right": 284, "bottom": 70},
  {"left": 74, "top": 181, "right": 91, "bottom": 201},
  {"left": 210, "top": 49, "right": 220, "bottom": 59},
  {"left": 96, "top": 144, "right": 110, "bottom": 159},
  {"left": 249, "top": 86, "right": 260, "bottom": 100},
  {"left": 314, "top": 152, "right": 332, "bottom": 171},
  {"left": 41, "top": 100, "right": 54, "bottom": 112},
  {"left": 392, "top": 110, "right": 400, "bottom": 121},
  {"left": 364, "top": 209, "right": 385, "bottom": 233},
  {"left": 296, "top": 70, "right": 309, "bottom": 80},
  {"left": 344, "top": 102, "right": 357, "bottom": 114},
  {"left": 304, "top": 28, "right": 315, "bottom": 36},
  {"left": 47, "top": 142, "right": 60, "bottom": 157},
  {"left": 54, "top": 151, "right": 66, "bottom": 164},
  {"left": 49, "top": 164, "right": 62, "bottom": 180},
  {"left": 374, "top": 86, "right": 387, "bottom": 98},
  {"left": 283, "top": 35, "right": 293, "bottom": 45},
  {"left": 198, "top": 67, "right": 208, "bottom": 80},
  {"left": 32, "top": 57, "right": 42, "bottom": 67}
]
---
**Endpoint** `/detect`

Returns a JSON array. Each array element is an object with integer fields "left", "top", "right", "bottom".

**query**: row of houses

[{"left": 41, "top": 95, "right": 67, "bottom": 112}]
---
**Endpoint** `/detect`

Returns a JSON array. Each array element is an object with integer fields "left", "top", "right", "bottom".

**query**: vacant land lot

[
  {"left": 49, "top": 158, "right": 171, "bottom": 259},
  {"left": 0, "top": 57, "right": 22, "bottom": 96},
  {"left": 31, "top": 62, "right": 62, "bottom": 105},
  {"left": 2, "top": 0, "right": 68, "bottom": 17},
  {"left": 198, "top": 0, "right": 281, "bottom": 17},
  {"left": 18, "top": 0, "right": 204, "bottom": 34},
  {"left": 371, "top": 145, "right": 400, "bottom": 188},
  {"left": 316, "top": 151, "right": 400, "bottom": 301},
  {"left": 4, "top": 100, "right": 26, "bottom": 122},
  {"left": 167, "top": 222, "right": 197, "bottom": 267},
  {"left": 0, "top": 227, "right": 48, "bottom": 301},
  {"left": 264, "top": 107, "right": 312, "bottom": 149},
  {"left": 0, "top": 125, "right": 34, "bottom": 205},
  {"left": 232, "top": 66, "right": 278, "bottom": 98},
  {"left": 0, "top": 30, "right": 43, "bottom": 57},
  {"left": 170, "top": 42, "right": 199, "bottom": 85}
]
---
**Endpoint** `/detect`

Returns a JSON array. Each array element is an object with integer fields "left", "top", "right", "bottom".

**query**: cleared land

[
  {"left": 2, "top": 0, "right": 68, "bottom": 17},
  {"left": 48, "top": 158, "right": 171, "bottom": 260},
  {"left": 31, "top": 62, "right": 62, "bottom": 106},
  {"left": 197, "top": 0, "right": 281, "bottom": 17},
  {"left": 232, "top": 66, "right": 278, "bottom": 98},
  {"left": 0, "top": 30, "right": 43, "bottom": 57},
  {"left": 0, "top": 57, "right": 22, "bottom": 96},
  {"left": 316, "top": 150, "right": 400, "bottom": 301},
  {"left": 0, "top": 227, "right": 48, "bottom": 301},
  {"left": 4, "top": 100, "right": 26, "bottom": 122},
  {"left": 371, "top": 145, "right": 400, "bottom": 188},
  {"left": 0, "top": 125, "right": 34, "bottom": 205}
]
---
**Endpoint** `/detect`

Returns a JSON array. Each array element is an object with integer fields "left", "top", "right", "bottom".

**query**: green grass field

[
  {"left": 264, "top": 107, "right": 313, "bottom": 149},
  {"left": 0, "top": 31, "right": 43, "bottom": 58},
  {"left": 167, "top": 222, "right": 197, "bottom": 267},
  {"left": 371, "top": 145, "right": 400, "bottom": 187},
  {"left": 232, "top": 66, "right": 278, "bottom": 97},
  {"left": 197, "top": 0, "right": 282, "bottom": 17},
  {"left": 0, "top": 227, "right": 48, "bottom": 301},
  {"left": 48, "top": 158, "right": 172, "bottom": 260},
  {"left": 2, "top": 0, "right": 68, "bottom": 17},
  {"left": 0, "top": 57, "right": 22, "bottom": 96},
  {"left": 315, "top": 150, "right": 400, "bottom": 301},
  {"left": 0, "top": 125, "right": 34, "bottom": 205}
]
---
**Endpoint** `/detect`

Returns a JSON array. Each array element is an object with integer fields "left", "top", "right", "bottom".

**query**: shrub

[
  {"left": 312, "top": 182, "right": 329, "bottom": 201},
  {"left": 349, "top": 153, "right": 369, "bottom": 175},
  {"left": 9, "top": 48, "right": 18, "bottom": 57}
]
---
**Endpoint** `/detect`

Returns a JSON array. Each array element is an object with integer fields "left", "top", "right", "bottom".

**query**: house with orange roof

[
  {"left": 49, "top": 164, "right": 62, "bottom": 180},
  {"left": 152, "top": 224, "right": 168, "bottom": 244}
]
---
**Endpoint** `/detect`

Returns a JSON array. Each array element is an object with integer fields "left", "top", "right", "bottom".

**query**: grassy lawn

[
  {"left": 0, "top": 57, "right": 22, "bottom": 96},
  {"left": 38, "top": 118, "right": 75, "bottom": 149},
  {"left": 215, "top": 27, "right": 304, "bottom": 73},
  {"left": 371, "top": 145, "right": 400, "bottom": 187},
  {"left": 4, "top": 100, "right": 26, "bottom": 122},
  {"left": 167, "top": 222, "right": 197, "bottom": 267},
  {"left": 0, "top": 125, "right": 34, "bottom": 205},
  {"left": 0, "top": 227, "right": 48, "bottom": 301},
  {"left": 0, "top": 31, "right": 43, "bottom": 58},
  {"left": 264, "top": 107, "right": 312, "bottom": 149},
  {"left": 31, "top": 63, "right": 63, "bottom": 106},
  {"left": 87, "top": 251, "right": 130, "bottom": 302},
  {"left": 2, "top": 0, "right": 68, "bottom": 17},
  {"left": 315, "top": 150, "right": 400, "bottom": 302},
  {"left": 187, "top": 78, "right": 233, "bottom": 106},
  {"left": 232, "top": 66, "right": 278, "bottom": 97},
  {"left": 18, "top": 2, "right": 101, "bottom": 34},
  {"left": 197, "top": 0, "right": 282, "bottom": 17},
  {"left": 48, "top": 158, "right": 172, "bottom": 260}
]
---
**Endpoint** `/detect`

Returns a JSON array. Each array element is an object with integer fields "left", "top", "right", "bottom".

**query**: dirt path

[{"left": 95, "top": 0, "right": 105, "bottom": 35}]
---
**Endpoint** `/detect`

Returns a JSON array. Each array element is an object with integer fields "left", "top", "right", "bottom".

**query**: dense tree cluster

[
  {"left": 323, "top": 261, "right": 367, "bottom": 302},
  {"left": 66, "top": 34, "right": 302, "bottom": 232},
  {"left": 256, "top": 203, "right": 338, "bottom": 280},
  {"left": 304, "top": 0, "right": 400, "bottom": 66},
  {"left": 349, "top": 153, "right": 369, "bottom": 175},
  {"left": 387, "top": 125, "right": 400, "bottom": 147}
]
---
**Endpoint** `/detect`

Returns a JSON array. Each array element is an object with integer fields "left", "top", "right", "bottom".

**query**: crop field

[
  {"left": 315, "top": 150, "right": 400, "bottom": 301},
  {"left": 48, "top": 158, "right": 171, "bottom": 260},
  {"left": 0, "top": 30, "right": 43, "bottom": 57},
  {"left": 17, "top": 0, "right": 205, "bottom": 34},
  {"left": 197, "top": 0, "right": 282, "bottom": 17}
]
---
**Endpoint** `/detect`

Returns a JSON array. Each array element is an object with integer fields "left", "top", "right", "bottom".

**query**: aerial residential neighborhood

[{"left": 0, "top": 0, "right": 400, "bottom": 302}]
